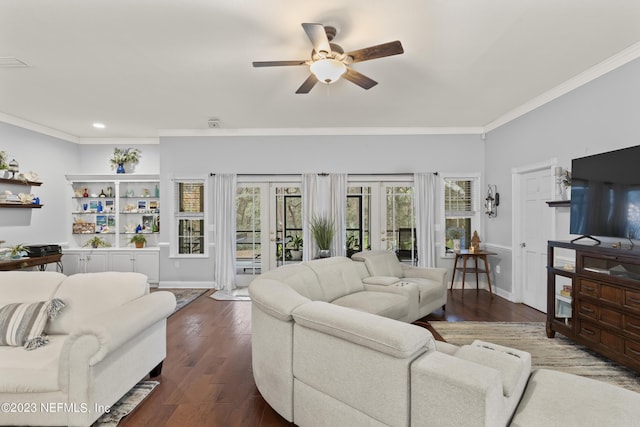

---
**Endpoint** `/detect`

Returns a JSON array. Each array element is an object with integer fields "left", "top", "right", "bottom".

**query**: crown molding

[
  {"left": 0, "top": 112, "right": 78, "bottom": 143},
  {"left": 485, "top": 40, "right": 640, "bottom": 133},
  {"left": 76, "top": 137, "right": 159, "bottom": 145},
  {"left": 157, "top": 127, "right": 485, "bottom": 137}
]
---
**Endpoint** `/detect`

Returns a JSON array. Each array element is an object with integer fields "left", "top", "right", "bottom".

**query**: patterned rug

[
  {"left": 209, "top": 286, "right": 251, "bottom": 301},
  {"left": 431, "top": 321, "right": 640, "bottom": 393},
  {"left": 91, "top": 380, "right": 159, "bottom": 426},
  {"left": 152, "top": 288, "right": 210, "bottom": 313}
]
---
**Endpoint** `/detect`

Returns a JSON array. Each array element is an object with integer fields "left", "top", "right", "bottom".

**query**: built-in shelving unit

[{"left": 63, "top": 174, "right": 160, "bottom": 283}]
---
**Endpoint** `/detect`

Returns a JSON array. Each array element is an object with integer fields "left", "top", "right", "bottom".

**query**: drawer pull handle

[
  {"left": 627, "top": 322, "right": 640, "bottom": 331},
  {"left": 582, "top": 328, "right": 596, "bottom": 335},
  {"left": 628, "top": 347, "right": 640, "bottom": 357},
  {"left": 582, "top": 307, "right": 595, "bottom": 314},
  {"left": 583, "top": 286, "right": 595, "bottom": 292},
  {"left": 629, "top": 297, "right": 640, "bottom": 305}
]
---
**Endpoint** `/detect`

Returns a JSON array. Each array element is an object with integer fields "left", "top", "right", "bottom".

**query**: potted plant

[
  {"left": 289, "top": 235, "right": 303, "bottom": 261},
  {"left": 346, "top": 234, "right": 360, "bottom": 258},
  {"left": 446, "top": 226, "right": 465, "bottom": 251},
  {"left": 310, "top": 215, "right": 335, "bottom": 258},
  {"left": 9, "top": 244, "right": 29, "bottom": 259},
  {"left": 0, "top": 150, "right": 8, "bottom": 178},
  {"left": 83, "top": 236, "right": 110, "bottom": 249},
  {"left": 109, "top": 147, "right": 141, "bottom": 174},
  {"left": 129, "top": 234, "right": 147, "bottom": 248}
]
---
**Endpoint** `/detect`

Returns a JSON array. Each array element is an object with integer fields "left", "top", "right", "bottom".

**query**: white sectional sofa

[
  {"left": 249, "top": 253, "right": 640, "bottom": 426},
  {"left": 0, "top": 271, "right": 176, "bottom": 427}
]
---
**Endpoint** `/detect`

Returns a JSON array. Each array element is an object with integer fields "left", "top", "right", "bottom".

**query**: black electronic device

[
  {"left": 25, "top": 244, "right": 62, "bottom": 257},
  {"left": 569, "top": 145, "right": 640, "bottom": 242}
]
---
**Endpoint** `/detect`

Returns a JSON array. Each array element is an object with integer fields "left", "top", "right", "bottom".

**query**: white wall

[
  {"left": 0, "top": 122, "right": 78, "bottom": 247},
  {"left": 158, "top": 134, "right": 485, "bottom": 285},
  {"left": 485, "top": 57, "right": 640, "bottom": 297}
]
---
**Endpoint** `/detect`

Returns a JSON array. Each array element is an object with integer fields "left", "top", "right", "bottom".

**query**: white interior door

[{"left": 516, "top": 166, "right": 553, "bottom": 312}]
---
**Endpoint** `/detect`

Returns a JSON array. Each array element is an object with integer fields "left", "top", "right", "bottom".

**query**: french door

[{"left": 235, "top": 181, "right": 302, "bottom": 285}]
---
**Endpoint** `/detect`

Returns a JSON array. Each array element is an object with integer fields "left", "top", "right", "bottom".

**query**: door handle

[{"left": 520, "top": 242, "right": 526, "bottom": 248}]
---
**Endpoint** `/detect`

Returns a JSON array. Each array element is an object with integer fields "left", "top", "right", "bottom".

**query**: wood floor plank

[{"left": 119, "top": 289, "right": 543, "bottom": 426}]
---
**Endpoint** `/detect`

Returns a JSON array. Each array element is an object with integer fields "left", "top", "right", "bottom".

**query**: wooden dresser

[{"left": 547, "top": 240, "right": 640, "bottom": 373}]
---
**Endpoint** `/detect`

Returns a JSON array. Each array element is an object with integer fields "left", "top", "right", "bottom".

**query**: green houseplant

[
  {"left": 9, "top": 244, "right": 29, "bottom": 259},
  {"left": 289, "top": 235, "right": 303, "bottom": 261},
  {"left": 109, "top": 147, "right": 141, "bottom": 173},
  {"left": 82, "top": 236, "right": 110, "bottom": 249},
  {"left": 310, "top": 215, "right": 335, "bottom": 258},
  {"left": 129, "top": 234, "right": 147, "bottom": 248}
]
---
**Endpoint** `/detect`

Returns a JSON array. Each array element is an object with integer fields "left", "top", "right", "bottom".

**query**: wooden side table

[
  {"left": 450, "top": 250, "right": 497, "bottom": 295},
  {"left": 0, "top": 253, "right": 63, "bottom": 272}
]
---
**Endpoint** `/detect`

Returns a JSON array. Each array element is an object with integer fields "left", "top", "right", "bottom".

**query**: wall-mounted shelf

[
  {"left": 546, "top": 200, "right": 570, "bottom": 207},
  {"left": 0, "top": 203, "right": 42, "bottom": 208},
  {"left": 0, "top": 177, "right": 42, "bottom": 186}
]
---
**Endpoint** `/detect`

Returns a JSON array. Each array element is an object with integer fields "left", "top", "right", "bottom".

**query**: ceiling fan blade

[
  {"left": 342, "top": 68, "right": 378, "bottom": 90},
  {"left": 302, "top": 23, "right": 331, "bottom": 54},
  {"left": 346, "top": 40, "right": 404, "bottom": 63},
  {"left": 295, "top": 74, "right": 319, "bottom": 94},
  {"left": 252, "top": 60, "right": 307, "bottom": 67}
]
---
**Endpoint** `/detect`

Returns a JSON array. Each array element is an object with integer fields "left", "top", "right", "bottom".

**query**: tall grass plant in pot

[{"left": 310, "top": 215, "right": 335, "bottom": 258}]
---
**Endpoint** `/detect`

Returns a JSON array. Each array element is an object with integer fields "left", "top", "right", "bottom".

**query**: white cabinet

[
  {"left": 62, "top": 250, "right": 109, "bottom": 275},
  {"left": 62, "top": 249, "right": 159, "bottom": 284},
  {"left": 110, "top": 250, "right": 159, "bottom": 283}
]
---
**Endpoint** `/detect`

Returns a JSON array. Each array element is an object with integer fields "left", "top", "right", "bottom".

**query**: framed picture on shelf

[
  {"left": 89, "top": 200, "right": 98, "bottom": 211},
  {"left": 107, "top": 215, "right": 116, "bottom": 227},
  {"left": 149, "top": 200, "right": 158, "bottom": 212},
  {"left": 142, "top": 215, "right": 154, "bottom": 230},
  {"left": 105, "top": 199, "right": 114, "bottom": 212},
  {"left": 137, "top": 200, "right": 147, "bottom": 211}
]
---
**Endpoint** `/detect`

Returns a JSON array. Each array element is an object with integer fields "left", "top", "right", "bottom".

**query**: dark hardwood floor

[{"left": 120, "top": 289, "right": 544, "bottom": 427}]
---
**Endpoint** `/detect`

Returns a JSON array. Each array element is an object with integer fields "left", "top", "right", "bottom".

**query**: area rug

[
  {"left": 152, "top": 288, "right": 209, "bottom": 313},
  {"left": 431, "top": 321, "right": 640, "bottom": 393},
  {"left": 210, "top": 286, "right": 251, "bottom": 301},
  {"left": 91, "top": 380, "right": 159, "bottom": 427}
]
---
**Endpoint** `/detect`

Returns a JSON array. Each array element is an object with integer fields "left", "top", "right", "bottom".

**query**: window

[
  {"left": 442, "top": 174, "right": 480, "bottom": 257},
  {"left": 346, "top": 186, "right": 370, "bottom": 256},
  {"left": 174, "top": 180, "right": 206, "bottom": 256}
]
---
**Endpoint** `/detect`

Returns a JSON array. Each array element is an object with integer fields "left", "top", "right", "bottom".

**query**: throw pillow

[{"left": 0, "top": 298, "right": 65, "bottom": 350}]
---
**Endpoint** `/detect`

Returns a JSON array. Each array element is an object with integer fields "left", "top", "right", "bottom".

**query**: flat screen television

[{"left": 570, "top": 145, "right": 640, "bottom": 242}]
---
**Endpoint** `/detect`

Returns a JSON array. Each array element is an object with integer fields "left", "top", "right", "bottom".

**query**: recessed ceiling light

[{"left": 92, "top": 122, "right": 106, "bottom": 129}]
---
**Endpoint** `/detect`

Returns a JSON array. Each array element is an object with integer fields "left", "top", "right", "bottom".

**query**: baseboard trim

[{"left": 158, "top": 281, "right": 213, "bottom": 289}]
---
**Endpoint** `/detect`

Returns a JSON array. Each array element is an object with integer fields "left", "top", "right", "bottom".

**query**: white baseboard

[{"left": 158, "top": 281, "right": 214, "bottom": 289}]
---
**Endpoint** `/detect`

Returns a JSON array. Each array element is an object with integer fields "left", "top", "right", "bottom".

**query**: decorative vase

[
  {"left": 116, "top": 163, "right": 125, "bottom": 174},
  {"left": 453, "top": 239, "right": 461, "bottom": 251},
  {"left": 319, "top": 249, "right": 331, "bottom": 258}
]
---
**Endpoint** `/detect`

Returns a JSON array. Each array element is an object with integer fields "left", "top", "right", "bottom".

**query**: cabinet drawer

[
  {"left": 625, "top": 339, "right": 640, "bottom": 360},
  {"left": 623, "top": 314, "right": 640, "bottom": 339},
  {"left": 600, "top": 284, "right": 623, "bottom": 305},
  {"left": 600, "top": 307, "right": 622, "bottom": 329},
  {"left": 625, "top": 290, "right": 640, "bottom": 310},
  {"left": 578, "top": 301, "right": 598, "bottom": 321},
  {"left": 601, "top": 329, "right": 624, "bottom": 353},
  {"left": 577, "top": 279, "right": 599, "bottom": 298},
  {"left": 577, "top": 321, "right": 601, "bottom": 344}
]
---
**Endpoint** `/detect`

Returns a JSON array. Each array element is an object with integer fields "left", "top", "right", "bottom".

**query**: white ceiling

[{"left": 1, "top": 0, "right": 640, "bottom": 141}]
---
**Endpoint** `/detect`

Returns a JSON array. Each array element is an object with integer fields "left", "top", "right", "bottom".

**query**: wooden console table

[
  {"left": 0, "top": 253, "right": 63, "bottom": 272},
  {"left": 450, "top": 250, "right": 497, "bottom": 295}
]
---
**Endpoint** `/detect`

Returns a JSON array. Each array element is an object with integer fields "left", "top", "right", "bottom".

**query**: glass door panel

[
  {"left": 272, "top": 186, "right": 302, "bottom": 269},
  {"left": 236, "top": 186, "right": 263, "bottom": 282},
  {"left": 383, "top": 184, "right": 416, "bottom": 264}
]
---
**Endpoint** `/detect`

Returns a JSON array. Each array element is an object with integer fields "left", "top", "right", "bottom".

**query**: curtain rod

[{"left": 209, "top": 172, "right": 438, "bottom": 177}]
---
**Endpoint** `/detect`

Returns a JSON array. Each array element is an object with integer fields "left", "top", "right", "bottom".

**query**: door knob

[{"left": 520, "top": 242, "right": 526, "bottom": 248}]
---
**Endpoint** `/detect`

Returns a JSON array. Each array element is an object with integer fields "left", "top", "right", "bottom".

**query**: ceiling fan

[{"left": 252, "top": 23, "right": 404, "bottom": 94}]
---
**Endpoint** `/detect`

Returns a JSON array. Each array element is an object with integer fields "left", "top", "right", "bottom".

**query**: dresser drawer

[
  {"left": 578, "top": 301, "right": 598, "bottom": 321},
  {"left": 623, "top": 314, "right": 640, "bottom": 339},
  {"left": 625, "top": 339, "right": 640, "bottom": 360},
  {"left": 625, "top": 290, "right": 640, "bottom": 310},
  {"left": 577, "top": 279, "right": 599, "bottom": 299},
  {"left": 577, "top": 320, "right": 601, "bottom": 344}
]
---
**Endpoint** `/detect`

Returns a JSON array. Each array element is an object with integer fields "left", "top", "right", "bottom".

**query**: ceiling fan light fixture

[{"left": 310, "top": 58, "right": 346, "bottom": 84}]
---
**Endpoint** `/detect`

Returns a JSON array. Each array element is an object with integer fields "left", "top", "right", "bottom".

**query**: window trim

[
  {"left": 440, "top": 173, "right": 481, "bottom": 258},
  {"left": 171, "top": 177, "right": 209, "bottom": 258}
]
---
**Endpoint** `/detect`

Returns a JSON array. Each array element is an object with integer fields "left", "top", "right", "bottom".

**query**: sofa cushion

[
  {"left": 0, "top": 299, "right": 64, "bottom": 350},
  {"left": 0, "top": 271, "right": 66, "bottom": 307},
  {"left": 0, "top": 335, "right": 65, "bottom": 392},
  {"left": 454, "top": 340, "right": 531, "bottom": 397},
  {"left": 304, "top": 257, "right": 365, "bottom": 302},
  {"left": 362, "top": 276, "right": 401, "bottom": 286},
  {"left": 47, "top": 272, "right": 148, "bottom": 335},
  {"left": 332, "top": 291, "right": 410, "bottom": 320},
  {"left": 352, "top": 251, "right": 404, "bottom": 278},
  {"left": 403, "top": 277, "right": 445, "bottom": 302}
]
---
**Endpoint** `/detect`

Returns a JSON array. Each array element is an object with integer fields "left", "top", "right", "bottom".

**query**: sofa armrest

[
  {"left": 60, "top": 291, "right": 176, "bottom": 367},
  {"left": 401, "top": 265, "right": 448, "bottom": 284},
  {"left": 249, "top": 279, "right": 311, "bottom": 321},
  {"left": 411, "top": 351, "right": 508, "bottom": 427},
  {"left": 292, "top": 301, "right": 434, "bottom": 358}
]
